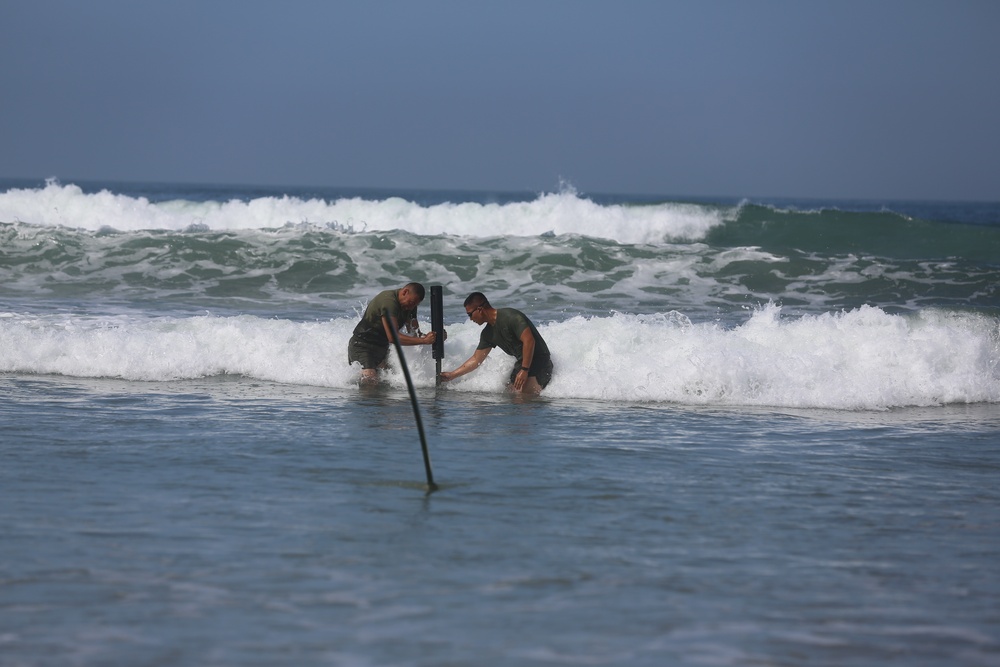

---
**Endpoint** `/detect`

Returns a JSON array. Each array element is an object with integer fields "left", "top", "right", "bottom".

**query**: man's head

[
  {"left": 464, "top": 292, "right": 490, "bottom": 324},
  {"left": 399, "top": 282, "right": 426, "bottom": 310}
]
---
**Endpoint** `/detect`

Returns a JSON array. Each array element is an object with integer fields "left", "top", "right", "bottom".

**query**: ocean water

[{"left": 1, "top": 179, "right": 999, "bottom": 665}]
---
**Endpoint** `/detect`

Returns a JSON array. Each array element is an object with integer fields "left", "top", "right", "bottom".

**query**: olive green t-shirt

[
  {"left": 477, "top": 308, "right": 550, "bottom": 363},
  {"left": 351, "top": 289, "right": 417, "bottom": 347}
]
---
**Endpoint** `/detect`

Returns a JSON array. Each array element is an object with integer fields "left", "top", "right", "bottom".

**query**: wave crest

[
  {"left": 3, "top": 305, "right": 997, "bottom": 410},
  {"left": 0, "top": 181, "right": 725, "bottom": 243}
]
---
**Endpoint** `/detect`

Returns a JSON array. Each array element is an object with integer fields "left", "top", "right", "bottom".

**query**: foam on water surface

[{"left": 3, "top": 304, "right": 996, "bottom": 410}]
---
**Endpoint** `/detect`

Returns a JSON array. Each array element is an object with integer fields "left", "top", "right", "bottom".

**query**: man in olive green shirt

[
  {"left": 440, "top": 292, "right": 553, "bottom": 394},
  {"left": 348, "top": 282, "right": 437, "bottom": 385}
]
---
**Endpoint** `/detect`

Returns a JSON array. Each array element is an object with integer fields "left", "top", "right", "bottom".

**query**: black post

[
  {"left": 430, "top": 285, "right": 444, "bottom": 384},
  {"left": 386, "top": 318, "right": 438, "bottom": 493}
]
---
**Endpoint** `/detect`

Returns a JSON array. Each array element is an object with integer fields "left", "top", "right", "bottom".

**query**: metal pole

[
  {"left": 386, "top": 318, "right": 438, "bottom": 493},
  {"left": 430, "top": 285, "right": 444, "bottom": 385}
]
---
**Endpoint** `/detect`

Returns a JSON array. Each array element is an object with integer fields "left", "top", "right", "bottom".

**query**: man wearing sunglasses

[
  {"left": 440, "top": 292, "right": 553, "bottom": 394},
  {"left": 348, "top": 282, "right": 438, "bottom": 385}
]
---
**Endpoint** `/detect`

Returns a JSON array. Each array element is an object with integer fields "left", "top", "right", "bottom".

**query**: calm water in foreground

[{"left": 2, "top": 374, "right": 998, "bottom": 666}]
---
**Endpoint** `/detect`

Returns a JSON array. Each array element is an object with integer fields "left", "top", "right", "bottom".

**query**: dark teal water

[{"left": 1, "top": 180, "right": 998, "bottom": 324}]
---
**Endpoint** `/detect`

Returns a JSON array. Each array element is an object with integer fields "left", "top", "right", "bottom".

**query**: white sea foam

[
  {"left": 539, "top": 305, "right": 1000, "bottom": 409},
  {"left": 0, "top": 181, "right": 724, "bottom": 243},
  {"left": 2, "top": 305, "right": 997, "bottom": 409}
]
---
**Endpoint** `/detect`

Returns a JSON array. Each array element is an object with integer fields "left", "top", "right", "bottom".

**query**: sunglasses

[{"left": 466, "top": 305, "right": 483, "bottom": 319}]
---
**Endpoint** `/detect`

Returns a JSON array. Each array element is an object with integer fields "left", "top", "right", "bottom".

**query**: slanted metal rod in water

[{"left": 387, "top": 319, "right": 438, "bottom": 493}]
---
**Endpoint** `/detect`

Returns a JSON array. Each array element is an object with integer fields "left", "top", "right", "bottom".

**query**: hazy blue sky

[{"left": 2, "top": 1, "right": 998, "bottom": 200}]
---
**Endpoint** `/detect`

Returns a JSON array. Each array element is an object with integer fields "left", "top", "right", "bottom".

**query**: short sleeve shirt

[
  {"left": 477, "top": 308, "right": 550, "bottom": 363},
  {"left": 351, "top": 289, "right": 416, "bottom": 346}
]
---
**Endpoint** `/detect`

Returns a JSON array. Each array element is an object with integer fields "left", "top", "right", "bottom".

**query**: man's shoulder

[
  {"left": 497, "top": 307, "right": 527, "bottom": 321},
  {"left": 371, "top": 289, "right": 400, "bottom": 308},
  {"left": 497, "top": 308, "right": 531, "bottom": 329}
]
